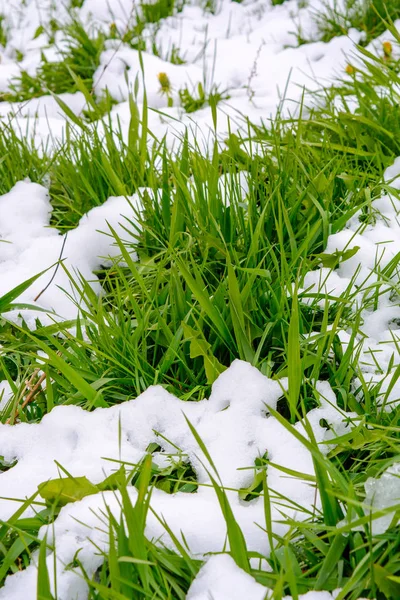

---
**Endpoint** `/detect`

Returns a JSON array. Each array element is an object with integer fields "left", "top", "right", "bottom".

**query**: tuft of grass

[
  {"left": 0, "top": 493, "right": 53, "bottom": 588},
  {"left": 107, "top": 0, "right": 186, "bottom": 53},
  {"left": 0, "top": 123, "right": 51, "bottom": 194},
  {"left": 316, "top": 0, "right": 400, "bottom": 45},
  {"left": 3, "top": 20, "right": 105, "bottom": 102},
  {"left": 0, "top": 14, "right": 8, "bottom": 48},
  {"left": 179, "top": 82, "right": 229, "bottom": 113}
]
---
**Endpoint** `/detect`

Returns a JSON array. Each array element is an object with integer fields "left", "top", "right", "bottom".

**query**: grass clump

[
  {"left": 2, "top": 21, "right": 400, "bottom": 407},
  {"left": 0, "top": 124, "right": 49, "bottom": 194},
  {"left": 309, "top": 28, "right": 400, "bottom": 164},
  {"left": 48, "top": 120, "right": 160, "bottom": 230},
  {"left": 107, "top": 0, "right": 185, "bottom": 53},
  {"left": 0, "top": 15, "right": 8, "bottom": 48},
  {"left": 316, "top": 0, "right": 400, "bottom": 45},
  {"left": 140, "top": 0, "right": 182, "bottom": 23},
  {"left": 2, "top": 20, "right": 105, "bottom": 102},
  {"left": 179, "top": 82, "right": 229, "bottom": 113}
]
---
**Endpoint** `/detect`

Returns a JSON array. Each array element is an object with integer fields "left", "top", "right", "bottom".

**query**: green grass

[
  {"left": 316, "top": 0, "right": 400, "bottom": 45},
  {"left": 99, "top": 0, "right": 186, "bottom": 54},
  {"left": 2, "top": 21, "right": 105, "bottom": 102},
  {"left": 0, "top": 6, "right": 400, "bottom": 600},
  {"left": 0, "top": 0, "right": 187, "bottom": 105},
  {"left": 0, "top": 15, "right": 8, "bottom": 48},
  {"left": 0, "top": 123, "right": 50, "bottom": 194},
  {"left": 178, "top": 82, "right": 229, "bottom": 112}
]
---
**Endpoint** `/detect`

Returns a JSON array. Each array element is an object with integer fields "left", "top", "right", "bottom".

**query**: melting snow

[
  {"left": 0, "top": 0, "right": 366, "bottom": 150},
  {"left": 364, "top": 462, "right": 400, "bottom": 536}
]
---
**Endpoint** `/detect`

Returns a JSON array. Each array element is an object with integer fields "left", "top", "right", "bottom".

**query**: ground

[{"left": 0, "top": 1, "right": 399, "bottom": 599}]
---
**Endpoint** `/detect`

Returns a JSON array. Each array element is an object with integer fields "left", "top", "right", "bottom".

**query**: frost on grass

[{"left": 0, "top": 360, "right": 356, "bottom": 599}]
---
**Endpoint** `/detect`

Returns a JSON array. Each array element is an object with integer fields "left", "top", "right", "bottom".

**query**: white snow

[
  {"left": 364, "top": 462, "right": 400, "bottom": 535},
  {"left": 0, "top": 1, "right": 400, "bottom": 599},
  {"left": 0, "top": 0, "right": 369, "bottom": 150},
  {"left": 0, "top": 180, "right": 143, "bottom": 327},
  {"left": 0, "top": 360, "right": 357, "bottom": 599},
  {"left": 0, "top": 380, "right": 13, "bottom": 411},
  {"left": 186, "top": 555, "right": 267, "bottom": 600},
  {"left": 301, "top": 158, "right": 400, "bottom": 408},
  {"left": 187, "top": 554, "right": 367, "bottom": 600}
]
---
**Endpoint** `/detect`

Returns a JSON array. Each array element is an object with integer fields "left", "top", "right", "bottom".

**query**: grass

[
  {"left": 0, "top": 3, "right": 400, "bottom": 599},
  {"left": 315, "top": 0, "right": 400, "bottom": 45},
  {"left": 0, "top": 15, "right": 8, "bottom": 48},
  {"left": 178, "top": 82, "right": 229, "bottom": 112},
  {"left": 0, "top": 0, "right": 187, "bottom": 105},
  {"left": 2, "top": 21, "right": 105, "bottom": 102}
]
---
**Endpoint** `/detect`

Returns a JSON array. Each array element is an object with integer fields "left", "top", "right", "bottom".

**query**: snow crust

[
  {"left": 186, "top": 554, "right": 369, "bottom": 600},
  {"left": 364, "top": 462, "right": 400, "bottom": 536},
  {"left": 186, "top": 555, "right": 268, "bottom": 600},
  {"left": 0, "top": 380, "right": 12, "bottom": 410}
]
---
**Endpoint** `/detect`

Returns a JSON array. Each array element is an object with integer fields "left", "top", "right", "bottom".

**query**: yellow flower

[
  {"left": 383, "top": 41, "right": 392, "bottom": 58},
  {"left": 157, "top": 72, "right": 171, "bottom": 94},
  {"left": 345, "top": 64, "right": 356, "bottom": 75}
]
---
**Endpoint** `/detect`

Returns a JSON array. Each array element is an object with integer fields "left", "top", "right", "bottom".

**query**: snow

[
  {"left": 0, "top": 0, "right": 394, "bottom": 154},
  {"left": 0, "top": 0, "right": 400, "bottom": 598},
  {"left": 93, "top": 43, "right": 203, "bottom": 107},
  {"left": 187, "top": 554, "right": 367, "bottom": 600},
  {"left": 0, "top": 92, "right": 87, "bottom": 120},
  {"left": 364, "top": 462, "right": 400, "bottom": 535},
  {"left": 301, "top": 158, "right": 400, "bottom": 408},
  {"left": 0, "top": 180, "right": 143, "bottom": 327},
  {"left": 0, "top": 380, "right": 13, "bottom": 411},
  {"left": 0, "top": 360, "right": 357, "bottom": 599},
  {"left": 0, "top": 0, "right": 367, "bottom": 151},
  {"left": 186, "top": 555, "right": 267, "bottom": 600}
]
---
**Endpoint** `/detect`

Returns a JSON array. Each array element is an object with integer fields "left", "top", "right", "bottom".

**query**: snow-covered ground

[
  {"left": 1, "top": 358, "right": 394, "bottom": 600},
  {"left": 0, "top": 1, "right": 400, "bottom": 599},
  {"left": 0, "top": 361, "right": 351, "bottom": 598},
  {"left": 1, "top": 0, "right": 396, "bottom": 149}
]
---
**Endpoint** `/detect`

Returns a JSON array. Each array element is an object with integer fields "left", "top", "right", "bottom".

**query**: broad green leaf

[
  {"left": 316, "top": 246, "right": 360, "bottom": 269},
  {"left": 38, "top": 476, "right": 99, "bottom": 506},
  {"left": 182, "top": 323, "right": 226, "bottom": 384},
  {"left": 97, "top": 467, "right": 127, "bottom": 491}
]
